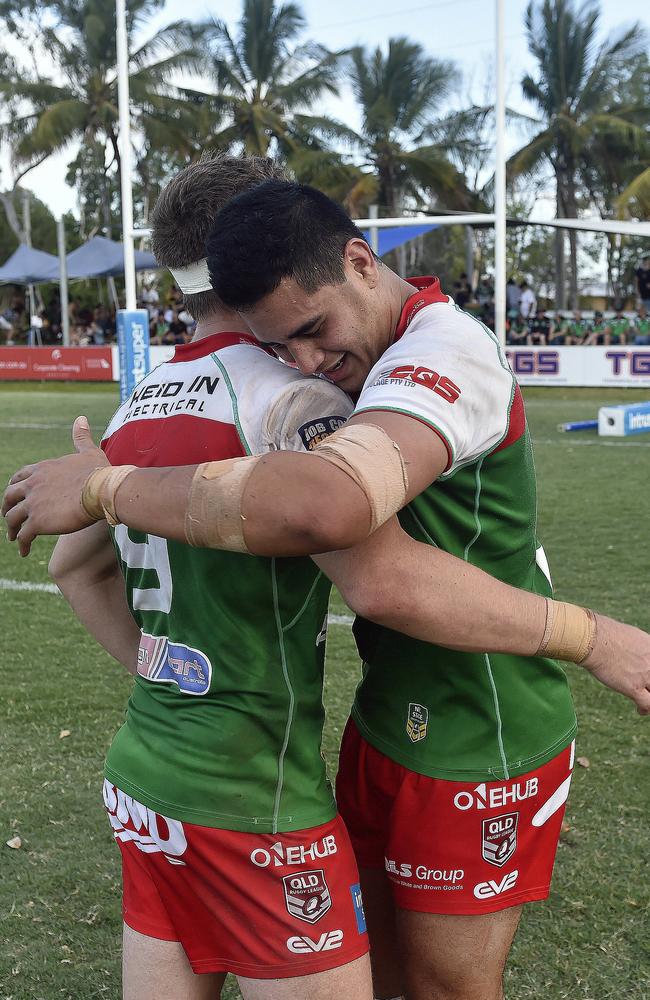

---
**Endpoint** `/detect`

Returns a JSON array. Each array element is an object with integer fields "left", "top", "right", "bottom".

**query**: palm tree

[
  {"left": 198, "top": 0, "right": 350, "bottom": 170},
  {"left": 509, "top": 0, "right": 646, "bottom": 308},
  {"left": 346, "top": 37, "right": 470, "bottom": 218},
  {"left": 0, "top": 0, "right": 207, "bottom": 235}
]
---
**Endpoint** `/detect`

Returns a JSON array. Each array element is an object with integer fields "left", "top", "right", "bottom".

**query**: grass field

[{"left": 1, "top": 383, "right": 649, "bottom": 1000}]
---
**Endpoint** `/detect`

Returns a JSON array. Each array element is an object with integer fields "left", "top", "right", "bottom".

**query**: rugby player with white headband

[{"left": 4, "top": 179, "right": 650, "bottom": 1000}]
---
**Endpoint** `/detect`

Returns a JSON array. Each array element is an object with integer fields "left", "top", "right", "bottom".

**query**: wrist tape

[
  {"left": 537, "top": 599, "right": 597, "bottom": 664},
  {"left": 81, "top": 465, "right": 136, "bottom": 526}
]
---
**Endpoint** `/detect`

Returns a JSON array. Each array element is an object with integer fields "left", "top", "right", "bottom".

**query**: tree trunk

[
  {"left": 565, "top": 173, "right": 579, "bottom": 309},
  {"left": 554, "top": 182, "right": 566, "bottom": 310},
  {"left": 0, "top": 187, "right": 27, "bottom": 243}
]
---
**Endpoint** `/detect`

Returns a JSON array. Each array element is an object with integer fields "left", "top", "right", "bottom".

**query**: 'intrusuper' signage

[
  {"left": 598, "top": 401, "right": 650, "bottom": 437},
  {"left": 117, "top": 309, "right": 150, "bottom": 402}
]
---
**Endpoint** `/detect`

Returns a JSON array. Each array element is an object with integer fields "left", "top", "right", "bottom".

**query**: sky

[{"left": 2, "top": 0, "right": 647, "bottom": 221}]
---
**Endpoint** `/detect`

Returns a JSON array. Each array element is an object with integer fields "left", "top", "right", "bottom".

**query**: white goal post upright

[
  {"left": 494, "top": 0, "right": 507, "bottom": 347},
  {"left": 115, "top": 0, "right": 137, "bottom": 311}
]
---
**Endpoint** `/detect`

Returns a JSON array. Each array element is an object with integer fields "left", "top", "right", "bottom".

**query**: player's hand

[
  {"left": 2, "top": 416, "right": 109, "bottom": 557},
  {"left": 581, "top": 614, "right": 650, "bottom": 715}
]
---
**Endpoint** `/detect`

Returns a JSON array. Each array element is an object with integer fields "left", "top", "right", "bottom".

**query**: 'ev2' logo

[{"left": 286, "top": 930, "right": 343, "bottom": 953}]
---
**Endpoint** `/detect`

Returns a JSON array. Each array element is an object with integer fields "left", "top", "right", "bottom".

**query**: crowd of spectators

[
  {"left": 0, "top": 281, "right": 197, "bottom": 347},
  {"left": 506, "top": 307, "right": 650, "bottom": 347},
  {"left": 3, "top": 259, "right": 650, "bottom": 350}
]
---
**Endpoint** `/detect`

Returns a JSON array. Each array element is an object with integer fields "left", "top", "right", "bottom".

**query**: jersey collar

[
  {"left": 172, "top": 331, "right": 270, "bottom": 361},
  {"left": 393, "top": 276, "right": 450, "bottom": 344}
]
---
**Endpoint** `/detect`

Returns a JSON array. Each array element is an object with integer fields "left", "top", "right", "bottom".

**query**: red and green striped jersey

[
  {"left": 351, "top": 278, "right": 577, "bottom": 782},
  {"left": 101, "top": 332, "right": 352, "bottom": 832}
]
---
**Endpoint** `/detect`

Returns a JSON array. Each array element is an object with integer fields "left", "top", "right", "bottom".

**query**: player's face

[{"left": 240, "top": 243, "right": 391, "bottom": 393}]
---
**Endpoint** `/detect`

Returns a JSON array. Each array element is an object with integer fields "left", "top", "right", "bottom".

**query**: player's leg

[
  {"left": 335, "top": 721, "right": 406, "bottom": 999},
  {"left": 237, "top": 953, "right": 371, "bottom": 999},
  {"left": 395, "top": 906, "right": 522, "bottom": 1000},
  {"left": 358, "top": 866, "right": 404, "bottom": 999},
  {"left": 123, "top": 924, "right": 226, "bottom": 1000}
]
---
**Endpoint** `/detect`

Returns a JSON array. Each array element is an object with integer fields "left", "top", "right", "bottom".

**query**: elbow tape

[
  {"left": 311, "top": 423, "right": 409, "bottom": 533},
  {"left": 182, "top": 423, "right": 409, "bottom": 552},
  {"left": 185, "top": 457, "right": 256, "bottom": 551}
]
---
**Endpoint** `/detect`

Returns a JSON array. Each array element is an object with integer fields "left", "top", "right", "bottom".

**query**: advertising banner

[
  {"left": 505, "top": 346, "right": 650, "bottom": 387},
  {"left": 0, "top": 346, "right": 113, "bottom": 381},
  {"left": 117, "top": 309, "right": 150, "bottom": 402}
]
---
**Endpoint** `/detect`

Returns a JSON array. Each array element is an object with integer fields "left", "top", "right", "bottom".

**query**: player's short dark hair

[
  {"left": 205, "top": 181, "right": 368, "bottom": 310},
  {"left": 150, "top": 153, "right": 288, "bottom": 321}
]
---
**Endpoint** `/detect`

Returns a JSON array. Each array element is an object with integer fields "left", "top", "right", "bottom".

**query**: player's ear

[{"left": 345, "top": 239, "right": 379, "bottom": 287}]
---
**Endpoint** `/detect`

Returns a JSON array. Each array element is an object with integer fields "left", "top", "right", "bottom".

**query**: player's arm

[
  {"left": 313, "top": 519, "right": 650, "bottom": 713},
  {"left": 48, "top": 521, "right": 140, "bottom": 674},
  {"left": 2, "top": 410, "right": 443, "bottom": 557}
]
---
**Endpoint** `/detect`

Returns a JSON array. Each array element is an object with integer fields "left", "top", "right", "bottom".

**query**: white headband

[{"left": 169, "top": 258, "right": 213, "bottom": 294}]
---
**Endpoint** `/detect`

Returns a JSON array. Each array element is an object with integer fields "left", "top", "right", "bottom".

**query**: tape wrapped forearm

[
  {"left": 81, "top": 465, "right": 137, "bottom": 526},
  {"left": 537, "top": 599, "right": 598, "bottom": 664},
  {"left": 185, "top": 457, "right": 256, "bottom": 551},
  {"left": 182, "top": 423, "right": 408, "bottom": 553},
  {"left": 312, "top": 423, "right": 409, "bottom": 532}
]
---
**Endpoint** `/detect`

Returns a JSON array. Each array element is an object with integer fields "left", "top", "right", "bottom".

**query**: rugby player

[
  {"left": 5, "top": 182, "right": 650, "bottom": 1000},
  {"left": 42, "top": 158, "right": 372, "bottom": 1000}
]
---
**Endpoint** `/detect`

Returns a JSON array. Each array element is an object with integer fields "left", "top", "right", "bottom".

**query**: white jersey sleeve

[
  {"left": 354, "top": 302, "right": 516, "bottom": 474},
  {"left": 219, "top": 346, "right": 353, "bottom": 455}
]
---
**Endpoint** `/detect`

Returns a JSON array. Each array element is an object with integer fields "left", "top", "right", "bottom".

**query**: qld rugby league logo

[
  {"left": 481, "top": 812, "right": 518, "bottom": 868},
  {"left": 283, "top": 870, "right": 332, "bottom": 924}
]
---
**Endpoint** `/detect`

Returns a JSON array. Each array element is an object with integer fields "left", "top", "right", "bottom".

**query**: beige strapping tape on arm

[
  {"left": 183, "top": 423, "right": 408, "bottom": 552},
  {"left": 185, "top": 457, "right": 257, "bottom": 552},
  {"left": 312, "top": 423, "right": 409, "bottom": 532},
  {"left": 82, "top": 465, "right": 137, "bottom": 525},
  {"left": 536, "top": 599, "right": 597, "bottom": 664}
]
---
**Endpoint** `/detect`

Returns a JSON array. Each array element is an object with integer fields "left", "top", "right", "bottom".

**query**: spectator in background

[
  {"left": 506, "top": 276, "right": 521, "bottom": 318},
  {"left": 506, "top": 315, "right": 528, "bottom": 345},
  {"left": 141, "top": 281, "right": 159, "bottom": 315},
  {"left": 636, "top": 256, "right": 650, "bottom": 310},
  {"left": 454, "top": 279, "right": 469, "bottom": 309},
  {"left": 605, "top": 310, "right": 629, "bottom": 345},
  {"left": 584, "top": 311, "right": 607, "bottom": 346},
  {"left": 567, "top": 310, "right": 587, "bottom": 345},
  {"left": 528, "top": 311, "right": 550, "bottom": 345},
  {"left": 547, "top": 313, "right": 569, "bottom": 346},
  {"left": 0, "top": 309, "right": 15, "bottom": 345},
  {"left": 519, "top": 280, "right": 536, "bottom": 320},
  {"left": 633, "top": 306, "right": 650, "bottom": 345}
]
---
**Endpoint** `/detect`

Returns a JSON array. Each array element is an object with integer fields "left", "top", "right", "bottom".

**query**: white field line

[
  {"left": 532, "top": 437, "right": 650, "bottom": 448},
  {"left": 0, "top": 577, "right": 59, "bottom": 594},
  {"left": 0, "top": 577, "right": 355, "bottom": 625}
]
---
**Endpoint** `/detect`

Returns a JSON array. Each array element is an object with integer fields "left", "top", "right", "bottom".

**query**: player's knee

[
  {"left": 404, "top": 962, "right": 504, "bottom": 1000},
  {"left": 417, "top": 978, "right": 502, "bottom": 1000}
]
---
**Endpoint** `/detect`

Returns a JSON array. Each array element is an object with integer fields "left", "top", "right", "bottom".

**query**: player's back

[{"left": 102, "top": 331, "right": 352, "bottom": 835}]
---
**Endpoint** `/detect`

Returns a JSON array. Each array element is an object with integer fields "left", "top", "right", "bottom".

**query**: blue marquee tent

[
  {"left": 0, "top": 243, "right": 59, "bottom": 284},
  {"left": 0, "top": 236, "right": 159, "bottom": 285},
  {"left": 65, "top": 236, "right": 158, "bottom": 279}
]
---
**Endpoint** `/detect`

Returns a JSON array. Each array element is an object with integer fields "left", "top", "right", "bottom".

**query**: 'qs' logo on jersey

[{"left": 138, "top": 632, "right": 212, "bottom": 695}]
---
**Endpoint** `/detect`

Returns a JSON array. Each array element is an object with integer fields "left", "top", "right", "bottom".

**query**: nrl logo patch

[
  {"left": 283, "top": 870, "right": 332, "bottom": 924},
  {"left": 406, "top": 702, "right": 428, "bottom": 743},
  {"left": 481, "top": 812, "right": 518, "bottom": 868}
]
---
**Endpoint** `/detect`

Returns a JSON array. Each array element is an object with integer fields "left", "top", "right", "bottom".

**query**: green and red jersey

[
  {"left": 351, "top": 278, "right": 577, "bottom": 782},
  {"left": 101, "top": 332, "right": 352, "bottom": 833}
]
